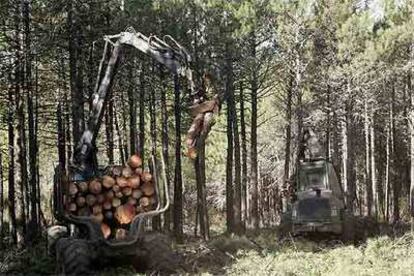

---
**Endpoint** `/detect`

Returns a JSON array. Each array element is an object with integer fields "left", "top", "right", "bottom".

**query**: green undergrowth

[
  {"left": 2, "top": 231, "right": 414, "bottom": 275},
  {"left": 218, "top": 232, "right": 414, "bottom": 276}
]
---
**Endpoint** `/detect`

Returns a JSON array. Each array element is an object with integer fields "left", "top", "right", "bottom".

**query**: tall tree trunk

[
  {"left": 225, "top": 49, "right": 234, "bottom": 234},
  {"left": 149, "top": 77, "right": 161, "bottom": 231},
  {"left": 8, "top": 76, "right": 17, "bottom": 244},
  {"left": 364, "top": 100, "right": 372, "bottom": 216},
  {"left": 283, "top": 72, "right": 293, "bottom": 212},
  {"left": 370, "top": 116, "right": 377, "bottom": 218},
  {"left": 194, "top": 139, "right": 210, "bottom": 240},
  {"left": 225, "top": 43, "right": 242, "bottom": 233},
  {"left": 161, "top": 80, "right": 171, "bottom": 231},
  {"left": 68, "top": 1, "right": 84, "bottom": 148},
  {"left": 114, "top": 104, "right": 125, "bottom": 165},
  {"left": 128, "top": 63, "right": 137, "bottom": 155},
  {"left": 138, "top": 69, "right": 145, "bottom": 161},
  {"left": 249, "top": 31, "right": 259, "bottom": 229},
  {"left": 105, "top": 97, "right": 114, "bottom": 164},
  {"left": 240, "top": 82, "right": 248, "bottom": 224},
  {"left": 173, "top": 76, "right": 183, "bottom": 242},
  {"left": 22, "top": 0, "right": 38, "bottom": 240},
  {"left": 0, "top": 152, "right": 3, "bottom": 240}
]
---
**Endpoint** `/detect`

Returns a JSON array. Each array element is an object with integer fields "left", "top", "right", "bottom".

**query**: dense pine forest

[{"left": 0, "top": 0, "right": 413, "bottom": 275}]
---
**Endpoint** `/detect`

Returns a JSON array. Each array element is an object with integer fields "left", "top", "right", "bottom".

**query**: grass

[
  {"left": 220, "top": 233, "right": 414, "bottom": 276},
  {"left": 2, "top": 230, "right": 414, "bottom": 275}
]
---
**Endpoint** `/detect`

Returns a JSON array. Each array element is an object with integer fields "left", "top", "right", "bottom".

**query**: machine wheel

[
  {"left": 136, "top": 232, "right": 180, "bottom": 274},
  {"left": 341, "top": 213, "right": 355, "bottom": 243},
  {"left": 56, "top": 238, "right": 93, "bottom": 275},
  {"left": 47, "top": 225, "right": 68, "bottom": 257},
  {"left": 278, "top": 212, "right": 293, "bottom": 240}
]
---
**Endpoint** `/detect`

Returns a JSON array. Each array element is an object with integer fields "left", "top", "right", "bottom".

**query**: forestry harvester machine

[
  {"left": 280, "top": 128, "right": 368, "bottom": 241},
  {"left": 48, "top": 27, "right": 221, "bottom": 275}
]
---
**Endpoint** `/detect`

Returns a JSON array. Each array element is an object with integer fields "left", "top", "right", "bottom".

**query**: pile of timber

[{"left": 64, "top": 154, "right": 156, "bottom": 240}]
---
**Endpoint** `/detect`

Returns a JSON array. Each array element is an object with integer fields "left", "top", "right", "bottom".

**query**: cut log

[
  {"left": 115, "top": 204, "right": 136, "bottom": 224},
  {"left": 96, "top": 194, "right": 105, "bottom": 204},
  {"left": 86, "top": 194, "right": 97, "bottom": 206},
  {"left": 105, "top": 190, "right": 115, "bottom": 200},
  {"left": 136, "top": 206, "right": 145, "bottom": 214},
  {"left": 132, "top": 189, "right": 143, "bottom": 199},
  {"left": 141, "top": 182, "right": 155, "bottom": 196},
  {"left": 104, "top": 211, "right": 113, "bottom": 220},
  {"left": 110, "top": 165, "right": 123, "bottom": 177},
  {"left": 112, "top": 198, "right": 121, "bottom": 208},
  {"left": 92, "top": 205, "right": 102, "bottom": 215},
  {"left": 139, "top": 196, "right": 150, "bottom": 207},
  {"left": 122, "top": 166, "right": 133, "bottom": 178},
  {"left": 92, "top": 213, "right": 104, "bottom": 223},
  {"left": 127, "top": 175, "right": 140, "bottom": 189},
  {"left": 116, "top": 176, "right": 128, "bottom": 188},
  {"left": 102, "top": 175, "right": 115, "bottom": 189},
  {"left": 112, "top": 185, "right": 120, "bottom": 193},
  {"left": 77, "top": 207, "right": 90, "bottom": 217},
  {"left": 134, "top": 167, "right": 143, "bottom": 176},
  {"left": 68, "top": 183, "right": 78, "bottom": 196},
  {"left": 189, "top": 99, "right": 218, "bottom": 117},
  {"left": 122, "top": 187, "right": 132, "bottom": 197},
  {"left": 149, "top": 196, "right": 157, "bottom": 205},
  {"left": 77, "top": 182, "right": 89, "bottom": 193},
  {"left": 75, "top": 196, "right": 86, "bottom": 207},
  {"left": 128, "top": 154, "right": 142, "bottom": 169},
  {"left": 103, "top": 201, "right": 112, "bottom": 210},
  {"left": 115, "top": 191, "right": 123, "bottom": 198},
  {"left": 141, "top": 171, "right": 152, "bottom": 182},
  {"left": 127, "top": 197, "right": 137, "bottom": 206},
  {"left": 101, "top": 223, "right": 111, "bottom": 239},
  {"left": 67, "top": 202, "right": 77, "bottom": 212},
  {"left": 115, "top": 228, "right": 128, "bottom": 240},
  {"left": 89, "top": 179, "right": 102, "bottom": 195}
]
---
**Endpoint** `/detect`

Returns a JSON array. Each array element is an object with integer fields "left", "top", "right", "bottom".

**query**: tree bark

[
  {"left": 105, "top": 97, "right": 115, "bottom": 164},
  {"left": 240, "top": 82, "right": 248, "bottom": 224},
  {"left": 161, "top": 77, "right": 171, "bottom": 231},
  {"left": 8, "top": 75, "right": 17, "bottom": 244},
  {"left": 283, "top": 72, "right": 293, "bottom": 212},
  {"left": 68, "top": 1, "right": 84, "bottom": 148},
  {"left": 0, "top": 152, "right": 3, "bottom": 240},
  {"left": 138, "top": 69, "right": 145, "bottom": 162},
  {"left": 249, "top": 32, "right": 259, "bottom": 229},
  {"left": 173, "top": 76, "right": 183, "bottom": 242},
  {"left": 128, "top": 62, "right": 137, "bottom": 155}
]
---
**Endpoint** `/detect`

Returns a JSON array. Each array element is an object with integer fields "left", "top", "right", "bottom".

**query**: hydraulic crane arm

[{"left": 74, "top": 29, "right": 220, "bottom": 175}]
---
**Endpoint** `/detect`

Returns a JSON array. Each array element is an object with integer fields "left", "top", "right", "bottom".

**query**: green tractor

[
  {"left": 281, "top": 158, "right": 354, "bottom": 239},
  {"left": 280, "top": 129, "right": 366, "bottom": 241}
]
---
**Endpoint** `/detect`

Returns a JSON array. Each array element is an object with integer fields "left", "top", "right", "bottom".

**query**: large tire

[
  {"left": 341, "top": 213, "right": 355, "bottom": 242},
  {"left": 56, "top": 238, "right": 93, "bottom": 275},
  {"left": 47, "top": 225, "right": 68, "bottom": 257},
  {"left": 135, "top": 232, "right": 181, "bottom": 275}
]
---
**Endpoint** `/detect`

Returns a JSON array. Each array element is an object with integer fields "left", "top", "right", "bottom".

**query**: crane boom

[{"left": 73, "top": 29, "right": 220, "bottom": 175}]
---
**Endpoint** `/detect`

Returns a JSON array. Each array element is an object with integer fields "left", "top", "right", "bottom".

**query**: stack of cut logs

[{"left": 64, "top": 154, "right": 156, "bottom": 240}]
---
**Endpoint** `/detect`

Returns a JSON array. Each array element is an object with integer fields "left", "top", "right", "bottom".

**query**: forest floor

[{"left": 1, "top": 226, "right": 414, "bottom": 275}]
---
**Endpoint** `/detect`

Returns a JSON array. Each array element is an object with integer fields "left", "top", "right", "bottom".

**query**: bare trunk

[
  {"left": 0, "top": 152, "right": 3, "bottom": 239},
  {"left": 173, "top": 76, "right": 183, "bottom": 242},
  {"left": 8, "top": 78, "right": 17, "bottom": 244},
  {"left": 105, "top": 98, "right": 114, "bottom": 164},
  {"left": 240, "top": 82, "right": 248, "bottom": 224},
  {"left": 161, "top": 82, "right": 171, "bottom": 231},
  {"left": 138, "top": 69, "right": 145, "bottom": 162},
  {"left": 283, "top": 72, "right": 293, "bottom": 213},
  {"left": 68, "top": 1, "right": 84, "bottom": 147},
  {"left": 364, "top": 100, "right": 372, "bottom": 216},
  {"left": 128, "top": 64, "right": 137, "bottom": 154},
  {"left": 249, "top": 32, "right": 259, "bottom": 229}
]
